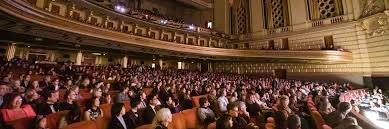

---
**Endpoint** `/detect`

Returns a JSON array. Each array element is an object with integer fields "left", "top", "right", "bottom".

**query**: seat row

[{"left": 307, "top": 96, "right": 332, "bottom": 129}]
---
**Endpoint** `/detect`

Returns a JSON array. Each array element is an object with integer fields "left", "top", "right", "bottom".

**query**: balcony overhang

[
  {"left": 176, "top": 0, "right": 213, "bottom": 9},
  {"left": 0, "top": 0, "right": 352, "bottom": 63}
]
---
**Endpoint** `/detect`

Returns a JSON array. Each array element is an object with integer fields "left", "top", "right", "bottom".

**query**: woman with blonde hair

[{"left": 152, "top": 108, "right": 172, "bottom": 129}]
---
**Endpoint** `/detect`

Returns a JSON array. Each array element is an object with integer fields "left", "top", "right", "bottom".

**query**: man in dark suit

[
  {"left": 34, "top": 90, "right": 60, "bottom": 115},
  {"left": 142, "top": 94, "right": 158, "bottom": 124},
  {"left": 39, "top": 75, "right": 52, "bottom": 89},
  {"left": 124, "top": 97, "right": 143, "bottom": 129}
]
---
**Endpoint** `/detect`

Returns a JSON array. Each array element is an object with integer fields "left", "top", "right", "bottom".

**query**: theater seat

[
  {"left": 170, "top": 113, "right": 186, "bottom": 129},
  {"left": 5, "top": 117, "right": 35, "bottom": 129},
  {"left": 311, "top": 111, "right": 326, "bottom": 129},
  {"left": 47, "top": 110, "right": 69, "bottom": 129},
  {"left": 123, "top": 101, "right": 132, "bottom": 111},
  {"left": 180, "top": 108, "right": 200, "bottom": 129},
  {"left": 100, "top": 104, "right": 112, "bottom": 119},
  {"left": 62, "top": 120, "right": 97, "bottom": 129},
  {"left": 207, "top": 122, "right": 216, "bottom": 129},
  {"left": 95, "top": 117, "right": 110, "bottom": 129},
  {"left": 135, "top": 124, "right": 152, "bottom": 129}
]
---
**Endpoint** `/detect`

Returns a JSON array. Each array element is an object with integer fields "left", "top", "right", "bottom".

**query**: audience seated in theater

[
  {"left": 58, "top": 90, "right": 79, "bottom": 111},
  {"left": 227, "top": 102, "right": 257, "bottom": 129},
  {"left": 178, "top": 87, "right": 193, "bottom": 110},
  {"left": 0, "top": 93, "right": 36, "bottom": 122},
  {"left": 24, "top": 88, "right": 40, "bottom": 108},
  {"left": 274, "top": 110, "right": 288, "bottom": 129},
  {"left": 246, "top": 93, "right": 269, "bottom": 117},
  {"left": 164, "top": 96, "right": 180, "bottom": 113},
  {"left": 91, "top": 87, "right": 108, "bottom": 104},
  {"left": 39, "top": 75, "right": 52, "bottom": 89},
  {"left": 334, "top": 117, "right": 358, "bottom": 129},
  {"left": 29, "top": 81, "right": 43, "bottom": 94},
  {"left": 34, "top": 90, "right": 60, "bottom": 115},
  {"left": 274, "top": 95, "right": 292, "bottom": 117},
  {"left": 318, "top": 96, "right": 335, "bottom": 116},
  {"left": 115, "top": 86, "right": 130, "bottom": 103},
  {"left": 109, "top": 103, "right": 128, "bottom": 129},
  {"left": 34, "top": 115, "right": 49, "bottom": 129},
  {"left": 208, "top": 89, "right": 218, "bottom": 112},
  {"left": 84, "top": 96, "right": 103, "bottom": 121},
  {"left": 12, "top": 80, "right": 25, "bottom": 94},
  {"left": 138, "top": 91, "right": 147, "bottom": 109},
  {"left": 151, "top": 108, "right": 172, "bottom": 129},
  {"left": 197, "top": 97, "right": 216, "bottom": 126},
  {"left": 143, "top": 93, "right": 159, "bottom": 124},
  {"left": 216, "top": 114, "right": 233, "bottom": 129},
  {"left": 21, "top": 75, "right": 31, "bottom": 88},
  {"left": 218, "top": 89, "right": 229, "bottom": 113},
  {"left": 287, "top": 115, "right": 301, "bottom": 129},
  {"left": 237, "top": 101, "right": 251, "bottom": 122},
  {"left": 124, "top": 97, "right": 142, "bottom": 129},
  {"left": 325, "top": 102, "right": 352, "bottom": 127},
  {"left": 58, "top": 106, "right": 81, "bottom": 129}
]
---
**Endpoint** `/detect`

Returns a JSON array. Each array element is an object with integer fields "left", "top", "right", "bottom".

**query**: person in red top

[{"left": 0, "top": 93, "right": 36, "bottom": 122}]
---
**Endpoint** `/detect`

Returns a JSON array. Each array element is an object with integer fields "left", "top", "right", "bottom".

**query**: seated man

[
  {"left": 227, "top": 102, "right": 257, "bottom": 129},
  {"left": 142, "top": 93, "right": 159, "bottom": 124},
  {"left": 197, "top": 97, "right": 216, "bottom": 126},
  {"left": 325, "top": 102, "right": 352, "bottom": 127},
  {"left": 287, "top": 115, "right": 301, "bottom": 129},
  {"left": 34, "top": 90, "right": 60, "bottom": 115}
]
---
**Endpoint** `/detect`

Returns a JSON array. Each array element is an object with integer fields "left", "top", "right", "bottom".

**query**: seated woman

[
  {"left": 58, "top": 90, "right": 79, "bottom": 111},
  {"left": 151, "top": 108, "right": 172, "bottom": 129},
  {"left": 84, "top": 97, "right": 103, "bottom": 121},
  {"left": 108, "top": 103, "right": 127, "bottom": 129},
  {"left": 0, "top": 93, "right": 36, "bottom": 122},
  {"left": 34, "top": 115, "right": 49, "bottom": 129},
  {"left": 318, "top": 97, "right": 335, "bottom": 116},
  {"left": 58, "top": 106, "right": 81, "bottom": 129},
  {"left": 274, "top": 95, "right": 292, "bottom": 117},
  {"left": 165, "top": 96, "right": 180, "bottom": 113}
]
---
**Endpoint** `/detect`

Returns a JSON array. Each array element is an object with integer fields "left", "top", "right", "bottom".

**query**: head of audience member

[
  {"left": 237, "top": 101, "right": 248, "bottom": 115},
  {"left": 278, "top": 95, "right": 289, "bottom": 109},
  {"left": 111, "top": 103, "right": 126, "bottom": 117},
  {"left": 2, "top": 93, "right": 23, "bottom": 109},
  {"left": 64, "top": 90, "right": 77, "bottom": 103},
  {"left": 34, "top": 115, "right": 48, "bottom": 129},
  {"left": 31, "top": 81, "right": 40, "bottom": 89},
  {"left": 0, "top": 83, "right": 9, "bottom": 96},
  {"left": 66, "top": 106, "right": 81, "bottom": 124},
  {"left": 87, "top": 97, "right": 100, "bottom": 110},
  {"left": 140, "top": 91, "right": 147, "bottom": 100},
  {"left": 131, "top": 97, "right": 142, "bottom": 110},
  {"left": 219, "top": 89, "right": 227, "bottom": 97},
  {"left": 338, "top": 102, "right": 352, "bottom": 115},
  {"left": 199, "top": 97, "right": 209, "bottom": 108},
  {"left": 248, "top": 94, "right": 257, "bottom": 104},
  {"left": 227, "top": 102, "right": 239, "bottom": 118},
  {"left": 43, "top": 90, "right": 59, "bottom": 104},
  {"left": 44, "top": 75, "right": 51, "bottom": 83},
  {"left": 287, "top": 115, "right": 301, "bottom": 129},
  {"left": 92, "top": 88, "right": 103, "bottom": 98},
  {"left": 25, "top": 89, "right": 39, "bottom": 102},
  {"left": 152, "top": 108, "right": 172, "bottom": 128},
  {"left": 216, "top": 114, "right": 233, "bottom": 129},
  {"left": 274, "top": 110, "right": 288, "bottom": 129},
  {"left": 147, "top": 94, "right": 158, "bottom": 106}
]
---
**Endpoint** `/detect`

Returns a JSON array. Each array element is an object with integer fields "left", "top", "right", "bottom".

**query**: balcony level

[{"left": 0, "top": 0, "right": 353, "bottom": 63}]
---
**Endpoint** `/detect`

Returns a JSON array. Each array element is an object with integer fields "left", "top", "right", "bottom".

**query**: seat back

[
  {"left": 47, "top": 110, "right": 69, "bottom": 129},
  {"left": 170, "top": 113, "right": 186, "bottom": 129},
  {"left": 5, "top": 117, "right": 35, "bottom": 129},
  {"left": 135, "top": 124, "right": 152, "bottom": 129},
  {"left": 95, "top": 117, "right": 110, "bottom": 129},
  {"left": 100, "top": 104, "right": 112, "bottom": 119},
  {"left": 123, "top": 101, "right": 132, "bottom": 111},
  {"left": 311, "top": 111, "right": 325, "bottom": 129},
  {"left": 62, "top": 120, "right": 97, "bottom": 129},
  {"left": 180, "top": 108, "right": 200, "bottom": 129}
]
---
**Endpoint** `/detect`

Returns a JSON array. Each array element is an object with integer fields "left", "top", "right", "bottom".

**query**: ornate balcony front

[{"left": 0, "top": 0, "right": 353, "bottom": 62}]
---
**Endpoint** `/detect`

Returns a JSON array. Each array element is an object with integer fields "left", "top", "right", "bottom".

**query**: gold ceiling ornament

[{"left": 360, "top": 13, "right": 389, "bottom": 36}]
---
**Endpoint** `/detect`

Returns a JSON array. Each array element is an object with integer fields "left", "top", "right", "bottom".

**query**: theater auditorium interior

[{"left": 0, "top": 0, "right": 389, "bottom": 129}]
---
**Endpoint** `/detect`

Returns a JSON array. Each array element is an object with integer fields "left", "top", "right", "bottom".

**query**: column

[
  {"left": 214, "top": 0, "right": 230, "bottom": 34},
  {"left": 6, "top": 43, "right": 16, "bottom": 61},
  {"left": 351, "top": 0, "right": 361, "bottom": 20},
  {"left": 249, "top": 0, "right": 265, "bottom": 34},
  {"left": 95, "top": 56, "right": 100, "bottom": 65},
  {"left": 122, "top": 56, "right": 128, "bottom": 68},
  {"left": 159, "top": 59, "right": 163, "bottom": 70},
  {"left": 342, "top": 0, "right": 355, "bottom": 19},
  {"left": 208, "top": 62, "right": 213, "bottom": 72},
  {"left": 49, "top": 50, "right": 55, "bottom": 62},
  {"left": 289, "top": 0, "right": 309, "bottom": 30},
  {"left": 177, "top": 62, "right": 182, "bottom": 69},
  {"left": 76, "top": 51, "right": 82, "bottom": 65}
]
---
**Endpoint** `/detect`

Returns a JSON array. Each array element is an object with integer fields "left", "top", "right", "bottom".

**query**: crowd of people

[{"left": 0, "top": 57, "right": 367, "bottom": 129}]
